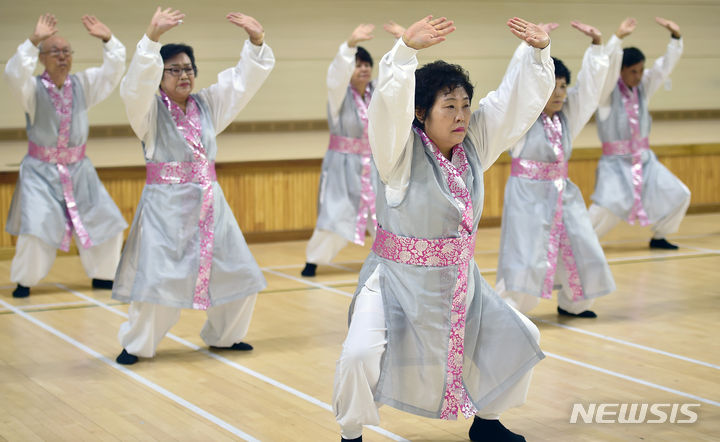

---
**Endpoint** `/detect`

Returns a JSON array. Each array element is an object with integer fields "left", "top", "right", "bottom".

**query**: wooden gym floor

[{"left": 1, "top": 213, "right": 718, "bottom": 441}]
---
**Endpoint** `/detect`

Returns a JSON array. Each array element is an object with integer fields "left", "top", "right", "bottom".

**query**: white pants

[
  {"left": 500, "top": 257, "right": 595, "bottom": 315},
  {"left": 588, "top": 194, "right": 690, "bottom": 239},
  {"left": 10, "top": 232, "right": 124, "bottom": 287},
  {"left": 305, "top": 222, "right": 377, "bottom": 265},
  {"left": 332, "top": 273, "right": 538, "bottom": 439},
  {"left": 117, "top": 294, "right": 257, "bottom": 358}
]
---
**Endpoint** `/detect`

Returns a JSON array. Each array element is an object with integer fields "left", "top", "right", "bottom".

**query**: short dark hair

[
  {"left": 413, "top": 61, "right": 474, "bottom": 130},
  {"left": 160, "top": 43, "right": 198, "bottom": 77},
  {"left": 622, "top": 47, "right": 646, "bottom": 68},
  {"left": 552, "top": 57, "right": 571, "bottom": 84},
  {"left": 355, "top": 46, "right": 373, "bottom": 67}
]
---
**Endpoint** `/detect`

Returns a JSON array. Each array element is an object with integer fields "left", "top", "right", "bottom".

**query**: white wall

[{"left": 1, "top": 0, "right": 718, "bottom": 129}]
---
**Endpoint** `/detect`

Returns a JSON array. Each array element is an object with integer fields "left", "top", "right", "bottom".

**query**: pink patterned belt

[
  {"left": 146, "top": 160, "right": 217, "bottom": 184},
  {"left": 602, "top": 137, "right": 650, "bottom": 226},
  {"left": 372, "top": 227, "right": 475, "bottom": 267},
  {"left": 510, "top": 157, "right": 567, "bottom": 181},
  {"left": 28, "top": 141, "right": 86, "bottom": 164},
  {"left": 328, "top": 134, "right": 371, "bottom": 155},
  {"left": 28, "top": 141, "right": 92, "bottom": 252},
  {"left": 328, "top": 133, "right": 377, "bottom": 244}
]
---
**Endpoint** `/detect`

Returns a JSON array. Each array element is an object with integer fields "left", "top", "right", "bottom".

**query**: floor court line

[
  {"left": 0, "top": 299, "right": 91, "bottom": 313},
  {"left": 533, "top": 318, "right": 720, "bottom": 371},
  {"left": 270, "top": 274, "right": 720, "bottom": 400},
  {"left": 9, "top": 290, "right": 719, "bottom": 375},
  {"left": 56, "top": 283, "right": 409, "bottom": 442},
  {"left": 545, "top": 351, "right": 720, "bottom": 407},
  {"left": 0, "top": 298, "right": 260, "bottom": 442}
]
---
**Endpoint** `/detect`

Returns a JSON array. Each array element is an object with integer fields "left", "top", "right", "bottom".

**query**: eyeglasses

[
  {"left": 40, "top": 49, "right": 74, "bottom": 57},
  {"left": 164, "top": 67, "right": 195, "bottom": 77}
]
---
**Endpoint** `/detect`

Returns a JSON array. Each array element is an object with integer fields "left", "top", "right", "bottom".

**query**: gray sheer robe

[
  {"left": 352, "top": 39, "right": 555, "bottom": 417},
  {"left": 4, "top": 37, "right": 128, "bottom": 249},
  {"left": 113, "top": 36, "right": 274, "bottom": 308},
  {"left": 315, "top": 42, "right": 377, "bottom": 242},
  {"left": 497, "top": 44, "right": 615, "bottom": 300},
  {"left": 593, "top": 37, "right": 689, "bottom": 222}
]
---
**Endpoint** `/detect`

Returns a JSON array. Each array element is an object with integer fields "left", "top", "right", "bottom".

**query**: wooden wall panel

[{"left": 0, "top": 145, "right": 718, "bottom": 250}]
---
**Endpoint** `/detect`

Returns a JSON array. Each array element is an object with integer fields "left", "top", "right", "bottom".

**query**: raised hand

[
  {"left": 348, "top": 23, "right": 375, "bottom": 47},
  {"left": 227, "top": 13, "right": 265, "bottom": 45},
  {"left": 570, "top": 20, "right": 602, "bottom": 44},
  {"left": 31, "top": 13, "right": 58, "bottom": 47},
  {"left": 81, "top": 15, "right": 112, "bottom": 42},
  {"left": 655, "top": 16, "right": 681, "bottom": 38},
  {"left": 538, "top": 22, "right": 559, "bottom": 35},
  {"left": 507, "top": 17, "right": 550, "bottom": 49},
  {"left": 615, "top": 17, "right": 637, "bottom": 39},
  {"left": 402, "top": 16, "right": 455, "bottom": 50},
  {"left": 146, "top": 7, "right": 185, "bottom": 42},
  {"left": 383, "top": 20, "right": 405, "bottom": 39}
]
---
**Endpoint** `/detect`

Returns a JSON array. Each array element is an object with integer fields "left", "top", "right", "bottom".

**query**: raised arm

[
  {"left": 198, "top": 13, "right": 275, "bottom": 134},
  {"left": 642, "top": 17, "right": 683, "bottom": 98},
  {"left": 597, "top": 17, "right": 636, "bottom": 121},
  {"left": 467, "top": 17, "right": 554, "bottom": 171},
  {"left": 327, "top": 24, "right": 374, "bottom": 123},
  {"left": 119, "top": 7, "right": 184, "bottom": 144},
  {"left": 504, "top": 22, "right": 557, "bottom": 78},
  {"left": 74, "top": 15, "right": 126, "bottom": 109},
  {"left": 369, "top": 16, "right": 454, "bottom": 189},
  {"left": 4, "top": 14, "right": 58, "bottom": 120},
  {"left": 564, "top": 21, "right": 609, "bottom": 139}
]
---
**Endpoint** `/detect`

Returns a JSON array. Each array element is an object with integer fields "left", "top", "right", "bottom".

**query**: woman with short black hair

[
  {"left": 332, "top": 15, "right": 555, "bottom": 442},
  {"left": 302, "top": 22, "right": 404, "bottom": 277},
  {"left": 112, "top": 7, "right": 275, "bottom": 365},
  {"left": 496, "top": 21, "right": 617, "bottom": 319}
]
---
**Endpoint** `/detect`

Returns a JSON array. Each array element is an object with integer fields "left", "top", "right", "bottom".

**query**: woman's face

[
  {"left": 160, "top": 52, "right": 195, "bottom": 104},
  {"left": 543, "top": 77, "right": 568, "bottom": 116},
  {"left": 418, "top": 86, "right": 471, "bottom": 155},
  {"left": 350, "top": 60, "right": 372, "bottom": 90},
  {"left": 620, "top": 61, "right": 644, "bottom": 88}
]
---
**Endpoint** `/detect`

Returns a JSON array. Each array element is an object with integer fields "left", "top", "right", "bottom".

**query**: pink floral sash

[
  {"left": 38, "top": 72, "right": 93, "bottom": 252},
  {"left": 609, "top": 79, "right": 650, "bottom": 226},
  {"left": 326, "top": 85, "right": 377, "bottom": 245},
  {"left": 383, "top": 127, "right": 477, "bottom": 420},
  {"left": 521, "top": 114, "right": 584, "bottom": 301},
  {"left": 159, "top": 90, "right": 214, "bottom": 310}
]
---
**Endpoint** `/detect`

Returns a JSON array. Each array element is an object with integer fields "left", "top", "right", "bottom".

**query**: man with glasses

[{"left": 4, "top": 13, "right": 128, "bottom": 297}]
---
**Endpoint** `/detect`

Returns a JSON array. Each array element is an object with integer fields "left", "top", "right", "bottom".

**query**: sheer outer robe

[
  {"left": 4, "top": 37, "right": 128, "bottom": 248},
  {"left": 315, "top": 42, "right": 377, "bottom": 242},
  {"left": 593, "top": 36, "right": 689, "bottom": 222},
  {"left": 497, "top": 43, "right": 615, "bottom": 299},
  {"left": 112, "top": 35, "right": 274, "bottom": 308},
  {"left": 352, "top": 39, "right": 555, "bottom": 417}
]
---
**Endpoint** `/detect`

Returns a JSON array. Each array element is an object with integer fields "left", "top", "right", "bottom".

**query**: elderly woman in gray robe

[
  {"left": 112, "top": 7, "right": 274, "bottom": 365},
  {"left": 589, "top": 17, "right": 689, "bottom": 250},
  {"left": 496, "top": 21, "right": 617, "bottom": 318},
  {"left": 302, "top": 23, "right": 405, "bottom": 277},
  {"left": 332, "top": 15, "right": 555, "bottom": 442}
]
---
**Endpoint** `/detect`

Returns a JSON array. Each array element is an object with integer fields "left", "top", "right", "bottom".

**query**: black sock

[
  {"left": 469, "top": 416, "right": 525, "bottom": 442},
  {"left": 92, "top": 279, "right": 114, "bottom": 289},
  {"left": 301, "top": 263, "right": 317, "bottom": 277},
  {"left": 210, "top": 342, "right": 253, "bottom": 351},
  {"left": 649, "top": 238, "right": 679, "bottom": 250},
  {"left": 12, "top": 284, "right": 30, "bottom": 298},
  {"left": 116, "top": 349, "right": 139, "bottom": 365},
  {"left": 557, "top": 306, "right": 597, "bottom": 318}
]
